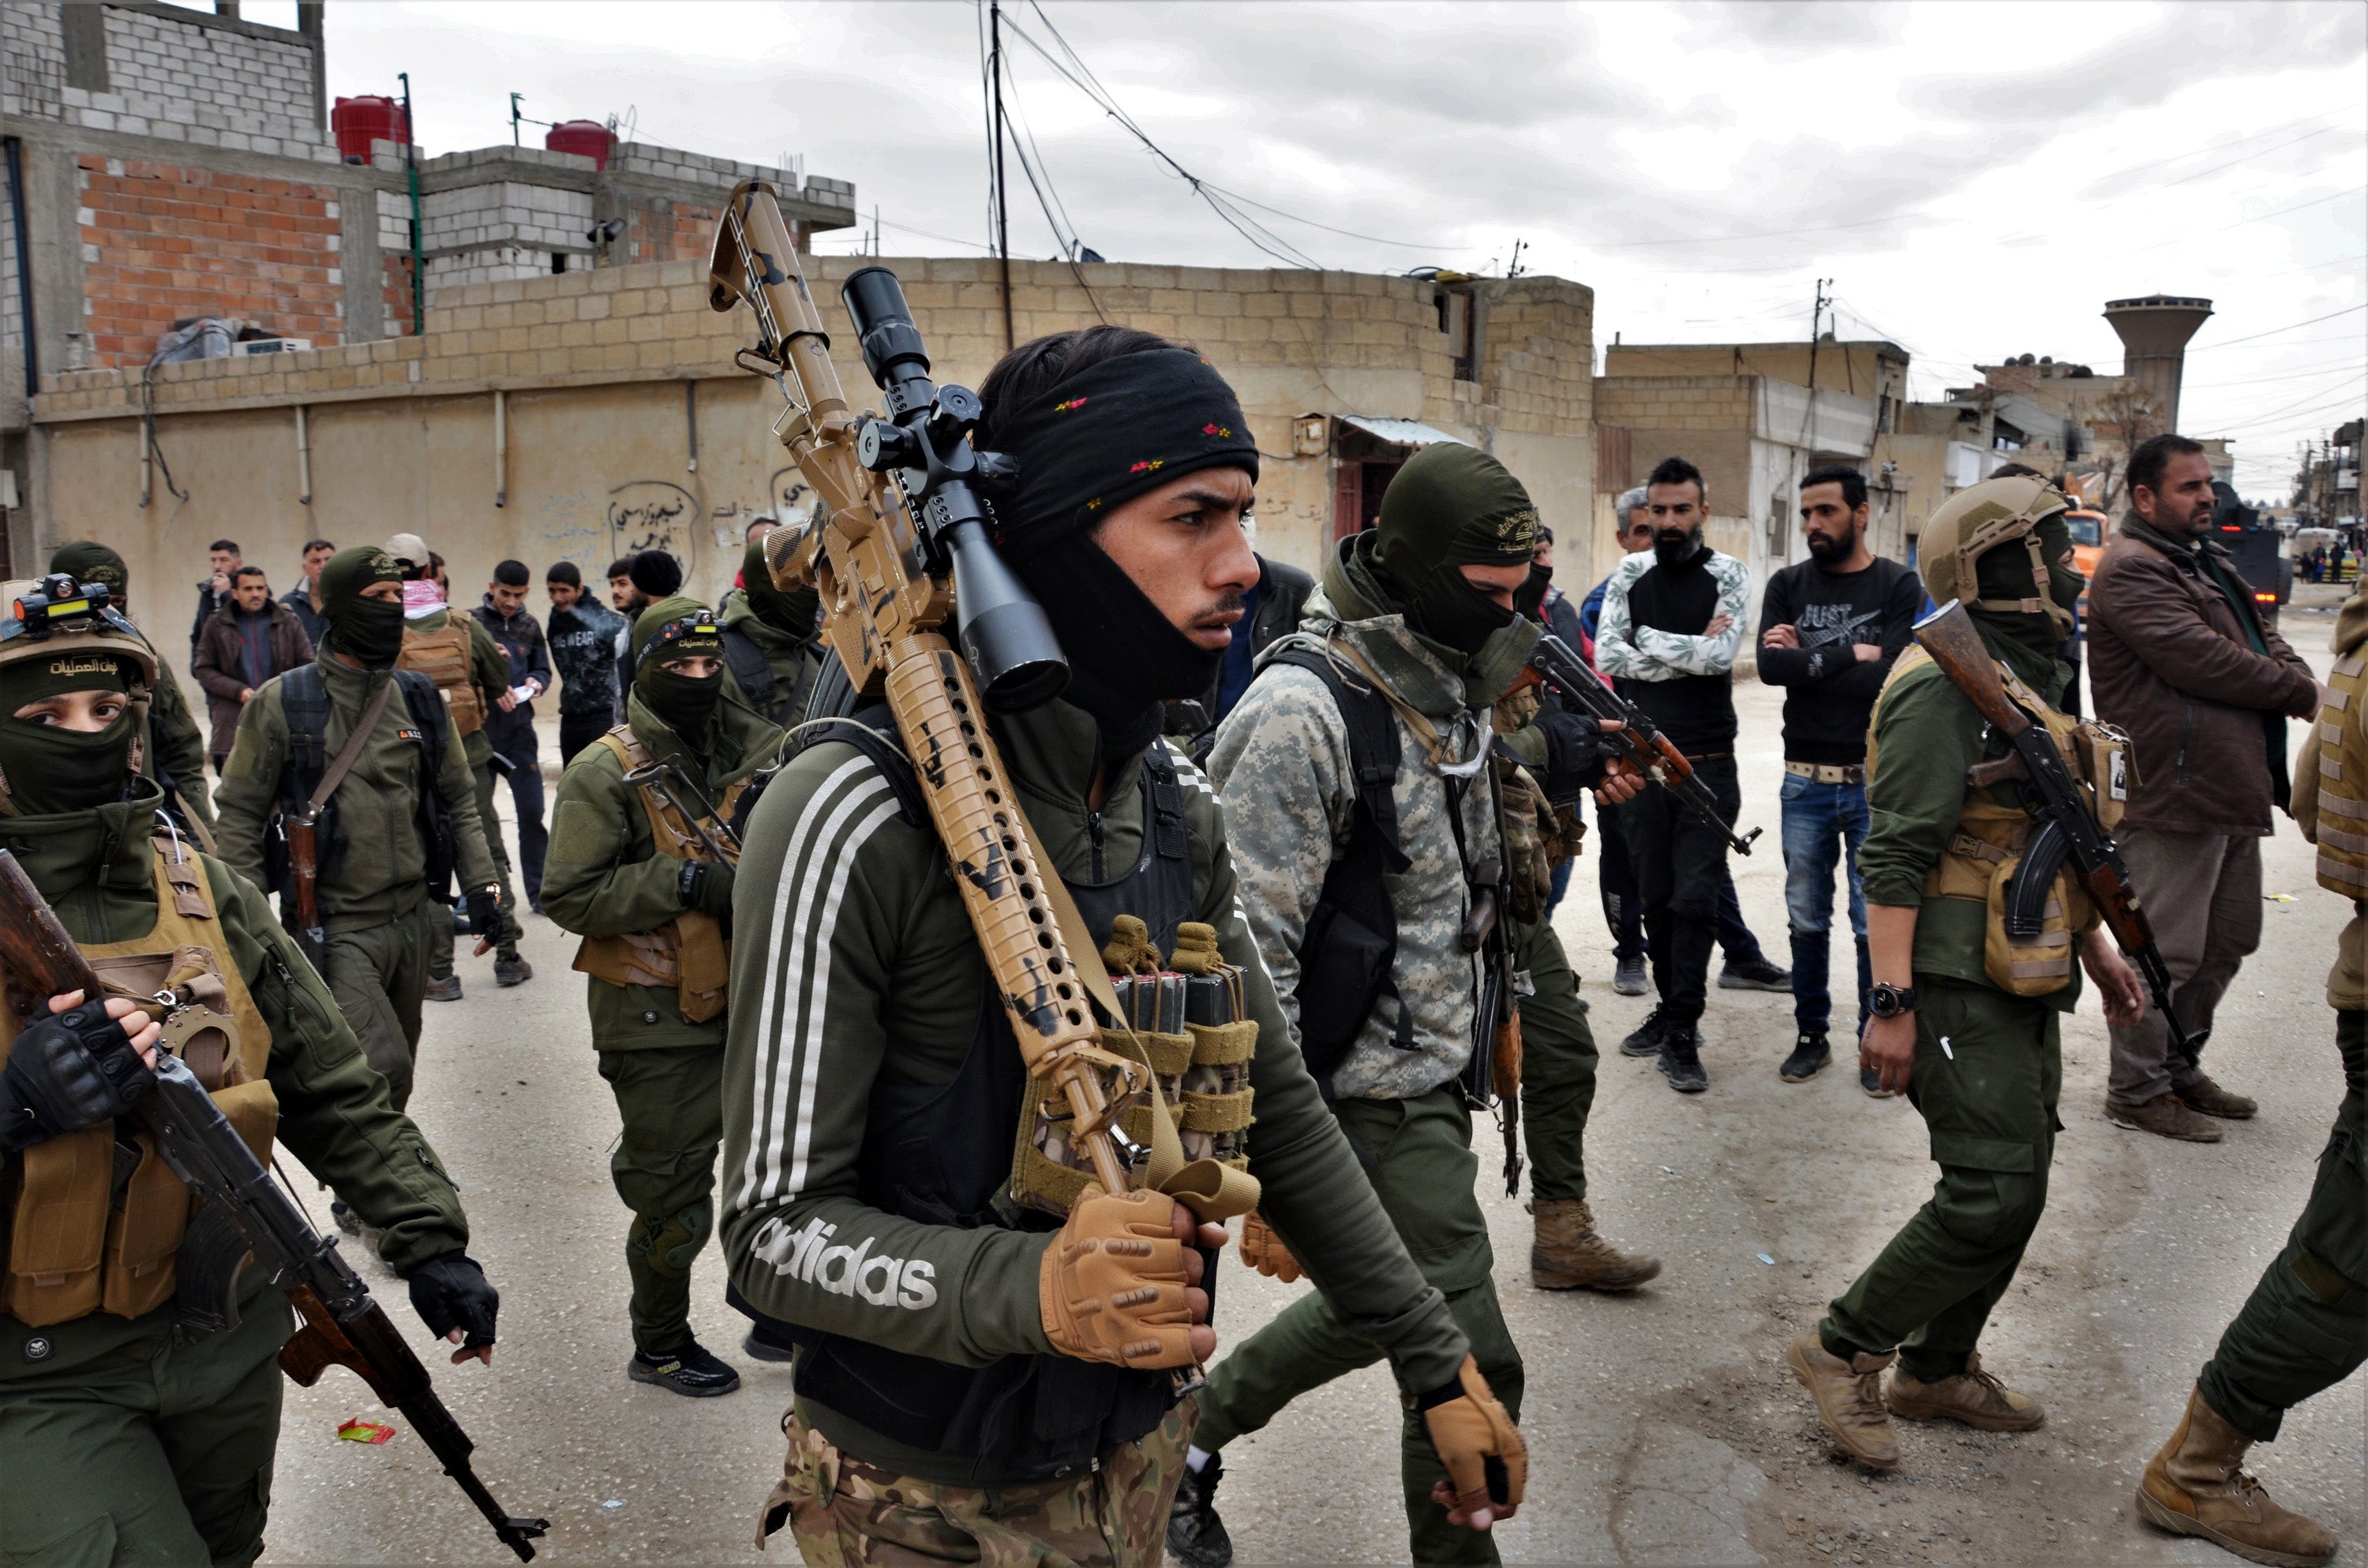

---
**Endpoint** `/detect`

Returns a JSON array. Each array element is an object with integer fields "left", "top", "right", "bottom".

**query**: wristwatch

[{"left": 1868, "top": 982, "right": 1918, "bottom": 1019}]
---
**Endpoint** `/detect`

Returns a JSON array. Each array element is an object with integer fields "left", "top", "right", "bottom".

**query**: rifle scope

[{"left": 841, "top": 267, "right": 1066, "bottom": 712}]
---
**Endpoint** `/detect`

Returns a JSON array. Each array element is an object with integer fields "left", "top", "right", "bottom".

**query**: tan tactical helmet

[
  {"left": 0, "top": 573, "right": 159, "bottom": 814},
  {"left": 1918, "top": 473, "right": 2077, "bottom": 636}
]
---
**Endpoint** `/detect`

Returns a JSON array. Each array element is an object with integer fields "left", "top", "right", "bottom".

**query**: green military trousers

[
  {"left": 425, "top": 754, "right": 524, "bottom": 980},
  {"left": 1513, "top": 916, "right": 1596, "bottom": 1204},
  {"left": 321, "top": 900, "right": 437, "bottom": 1113},
  {"left": 2196, "top": 1009, "right": 2368, "bottom": 1441},
  {"left": 1194, "top": 1083, "right": 1522, "bottom": 1568},
  {"left": 0, "top": 1292, "right": 293, "bottom": 1566},
  {"left": 597, "top": 1042, "right": 726, "bottom": 1356},
  {"left": 1822, "top": 979, "right": 2061, "bottom": 1383}
]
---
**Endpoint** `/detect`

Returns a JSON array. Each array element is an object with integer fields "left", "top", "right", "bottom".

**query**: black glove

[
  {"left": 0, "top": 1002, "right": 152, "bottom": 1151},
  {"left": 1532, "top": 709, "right": 1608, "bottom": 803},
  {"left": 407, "top": 1251, "right": 500, "bottom": 1349},
  {"left": 678, "top": 859, "right": 736, "bottom": 919},
  {"left": 464, "top": 885, "right": 503, "bottom": 942}
]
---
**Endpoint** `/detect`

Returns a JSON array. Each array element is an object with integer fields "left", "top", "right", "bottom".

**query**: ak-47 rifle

[
  {"left": 0, "top": 850, "right": 547, "bottom": 1561},
  {"left": 1458, "top": 855, "right": 1523, "bottom": 1196},
  {"left": 1528, "top": 633, "right": 1761, "bottom": 855},
  {"left": 283, "top": 807, "right": 324, "bottom": 961},
  {"left": 706, "top": 185, "right": 1254, "bottom": 1343},
  {"left": 1911, "top": 601, "right": 2200, "bottom": 1050}
]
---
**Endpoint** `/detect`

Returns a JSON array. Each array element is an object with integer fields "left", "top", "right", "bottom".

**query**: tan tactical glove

[
  {"left": 1038, "top": 1184, "right": 1197, "bottom": 1369},
  {"left": 1238, "top": 1210, "right": 1303, "bottom": 1284},
  {"left": 1421, "top": 1356, "right": 1527, "bottom": 1529}
]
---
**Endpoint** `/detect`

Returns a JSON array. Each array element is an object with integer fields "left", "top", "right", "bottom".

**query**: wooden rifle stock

[
  {"left": 0, "top": 850, "right": 547, "bottom": 1559},
  {"left": 284, "top": 810, "right": 323, "bottom": 946},
  {"left": 1911, "top": 602, "right": 2031, "bottom": 738}
]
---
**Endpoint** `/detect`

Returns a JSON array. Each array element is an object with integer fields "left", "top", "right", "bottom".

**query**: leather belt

[{"left": 1785, "top": 762, "right": 1867, "bottom": 785}]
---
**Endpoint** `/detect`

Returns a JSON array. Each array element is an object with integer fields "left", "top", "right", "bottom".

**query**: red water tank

[
  {"left": 332, "top": 95, "right": 408, "bottom": 163},
  {"left": 545, "top": 120, "right": 615, "bottom": 170}
]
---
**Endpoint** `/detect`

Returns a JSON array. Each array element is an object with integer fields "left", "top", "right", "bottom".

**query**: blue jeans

[{"left": 1781, "top": 773, "right": 1871, "bottom": 1035}]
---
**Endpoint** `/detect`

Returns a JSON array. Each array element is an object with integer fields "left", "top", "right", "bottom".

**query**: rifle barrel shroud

[
  {"left": 706, "top": 184, "right": 1238, "bottom": 1255},
  {"left": 0, "top": 849, "right": 548, "bottom": 1561}
]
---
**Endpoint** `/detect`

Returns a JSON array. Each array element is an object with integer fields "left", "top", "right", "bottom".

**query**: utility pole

[
  {"left": 510, "top": 92, "right": 522, "bottom": 147},
  {"left": 400, "top": 72, "right": 425, "bottom": 337},
  {"left": 1806, "top": 276, "right": 1832, "bottom": 391},
  {"left": 988, "top": 0, "right": 1014, "bottom": 351}
]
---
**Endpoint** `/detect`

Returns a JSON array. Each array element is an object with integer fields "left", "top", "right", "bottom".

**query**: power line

[{"left": 2188, "top": 303, "right": 2368, "bottom": 353}]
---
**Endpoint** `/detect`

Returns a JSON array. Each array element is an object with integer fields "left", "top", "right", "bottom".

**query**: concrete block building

[{"left": 0, "top": 0, "right": 853, "bottom": 570}]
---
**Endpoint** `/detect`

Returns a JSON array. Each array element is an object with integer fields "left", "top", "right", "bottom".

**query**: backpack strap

[
  {"left": 718, "top": 626, "right": 776, "bottom": 710},
  {"left": 1268, "top": 646, "right": 1410, "bottom": 872},
  {"left": 279, "top": 662, "right": 331, "bottom": 812},
  {"left": 1139, "top": 743, "right": 1191, "bottom": 864},
  {"left": 789, "top": 711, "right": 928, "bottom": 829}
]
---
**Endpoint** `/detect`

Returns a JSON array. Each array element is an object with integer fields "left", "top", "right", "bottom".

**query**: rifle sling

[{"left": 305, "top": 677, "right": 397, "bottom": 817}]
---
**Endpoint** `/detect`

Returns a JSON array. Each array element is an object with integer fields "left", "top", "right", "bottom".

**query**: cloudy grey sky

[{"left": 260, "top": 1, "right": 2366, "bottom": 496}]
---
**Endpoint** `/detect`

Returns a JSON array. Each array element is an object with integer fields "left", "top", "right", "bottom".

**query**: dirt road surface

[{"left": 261, "top": 610, "right": 2362, "bottom": 1566}]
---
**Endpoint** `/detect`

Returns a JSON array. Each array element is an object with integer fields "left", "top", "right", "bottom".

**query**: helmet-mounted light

[
  {"left": 2, "top": 574, "right": 137, "bottom": 645},
  {"left": 635, "top": 612, "right": 725, "bottom": 672}
]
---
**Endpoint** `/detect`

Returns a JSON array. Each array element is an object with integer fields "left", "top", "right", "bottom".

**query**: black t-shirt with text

[{"left": 1755, "top": 556, "right": 1924, "bottom": 765}]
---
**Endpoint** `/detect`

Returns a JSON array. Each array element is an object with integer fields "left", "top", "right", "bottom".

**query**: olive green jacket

[
  {"left": 212, "top": 654, "right": 501, "bottom": 930},
  {"left": 127, "top": 623, "right": 215, "bottom": 833},
  {"left": 1860, "top": 659, "right": 2085, "bottom": 1007},
  {"left": 0, "top": 783, "right": 470, "bottom": 1379},
  {"left": 542, "top": 693, "right": 780, "bottom": 1050},
  {"left": 718, "top": 696, "right": 1471, "bottom": 1483},
  {"left": 718, "top": 593, "right": 822, "bottom": 731}
]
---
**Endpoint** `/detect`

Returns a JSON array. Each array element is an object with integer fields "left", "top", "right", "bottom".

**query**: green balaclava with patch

[
  {"left": 48, "top": 542, "right": 131, "bottom": 606},
  {"left": 317, "top": 545, "right": 407, "bottom": 668},
  {"left": 632, "top": 596, "right": 725, "bottom": 739},
  {"left": 740, "top": 537, "right": 819, "bottom": 641},
  {"left": 0, "top": 634, "right": 139, "bottom": 814},
  {"left": 1369, "top": 443, "right": 1543, "bottom": 656}
]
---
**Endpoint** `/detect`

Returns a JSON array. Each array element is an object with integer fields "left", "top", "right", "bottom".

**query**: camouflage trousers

[{"left": 759, "top": 1400, "right": 1196, "bottom": 1568}]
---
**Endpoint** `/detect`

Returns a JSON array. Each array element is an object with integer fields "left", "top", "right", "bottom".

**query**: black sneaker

[
  {"left": 741, "top": 1325, "right": 800, "bottom": 1364},
  {"left": 1658, "top": 1027, "right": 1708, "bottom": 1093},
  {"left": 628, "top": 1338, "right": 742, "bottom": 1397},
  {"left": 1718, "top": 955, "right": 1793, "bottom": 991},
  {"left": 1859, "top": 1065, "right": 1898, "bottom": 1100},
  {"left": 1167, "top": 1453, "right": 1234, "bottom": 1568},
  {"left": 1621, "top": 1005, "right": 1671, "bottom": 1057},
  {"left": 1612, "top": 955, "right": 1650, "bottom": 996},
  {"left": 1780, "top": 1032, "right": 1831, "bottom": 1083}
]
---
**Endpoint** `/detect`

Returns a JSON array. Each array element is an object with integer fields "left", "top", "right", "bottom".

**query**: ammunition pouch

[{"left": 0, "top": 840, "right": 274, "bottom": 1327}]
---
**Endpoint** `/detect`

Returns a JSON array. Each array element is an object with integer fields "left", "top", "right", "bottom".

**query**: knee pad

[{"left": 628, "top": 1199, "right": 714, "bottom": 1278}]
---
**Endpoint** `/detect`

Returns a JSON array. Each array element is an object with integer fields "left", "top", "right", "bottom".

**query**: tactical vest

[
  {"left": 570, "top": 727, "right": 747, "bottom": 1026},
  {"left": 787, "top": 719, "right": 1200, "bottom": 1483},
  {"left": 399, "top": 621, "right": 484, "bottom": 739},
  {"left": 1868, "top": 649, "right": 2120, "bottom": 996},
  {"left": 2314, "top": 646, "right": 2368, "bottom": 900},
  {"left": 0, "top": 840, "right": 273, "bottom": 1327}
]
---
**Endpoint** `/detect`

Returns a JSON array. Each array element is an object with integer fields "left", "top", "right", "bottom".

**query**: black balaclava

[
  {"left": 632, "top": 597, "right": 723, "bottom": 741},
  {"left": 1369, "top": 443, "right": 1542, "bottom": 655},
  {"left": 0, "top": 650, "right": 136, "bottom": 816},
  {"left": 318, "top": 546, "right": 407, "bottom": 669},
  {"left": 49, "top": 541, "right": 130, "bottom": 604},
  {"left": 1970, "top": 514, "right": 2082, "bottom": 702},
  {"left": 986, "top": 346, "right": 1261, "bottom": 757},
  {"left": 740, "top": 538, "right": 819, "bottom": 640}
]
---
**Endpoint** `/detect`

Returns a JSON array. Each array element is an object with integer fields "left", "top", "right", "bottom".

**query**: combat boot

[
  {"left": 1620, "top": 1005, "right": 1671, "bottom": 1057},
  {"left": 1531, "top": 1198, "right": 1662, "bottom": 1290},
  {"left": 2138, "top": 1385, "right": 2337, "bottom": 1567},
  {"left": 2176, "top": 1073, "right": 2259, "bottom": 1120},
  {"left": 1167, "top": 1452, "right": 1234, "bottom": 1568},
  {"left": 495, "top": 952, "right": 534, "bottom": 987},
  {"left": 1885, "top": 1352, "right": 2045, "bottom": 1431},
  {"left": 1786, "top": 1331, "right": 1899, "bottom": 1469}
]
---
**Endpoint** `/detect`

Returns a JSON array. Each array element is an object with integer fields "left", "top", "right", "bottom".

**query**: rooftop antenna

[
  {"left": 509, "top": 92, "right": 522, "bottom": 147},
  {"left": 1507, "top": 238, "right": 1526, "bottom": 279}
]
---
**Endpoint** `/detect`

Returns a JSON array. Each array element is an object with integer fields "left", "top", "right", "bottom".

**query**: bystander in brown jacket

[
  {"left": 191, "top": 567, "right": 313, "bottom": 770},
  {"left": 2086, "top": 436, "right": 2321, "bottom": 1141}
]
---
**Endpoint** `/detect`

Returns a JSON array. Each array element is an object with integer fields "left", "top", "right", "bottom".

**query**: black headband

[{"left": 987, "top": 348, "right": 1260, "bottom": 564}]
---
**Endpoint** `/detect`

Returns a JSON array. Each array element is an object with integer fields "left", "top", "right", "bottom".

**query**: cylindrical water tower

[{"left": 2104, "top": 294, "right": 2213, "bottom": 434}]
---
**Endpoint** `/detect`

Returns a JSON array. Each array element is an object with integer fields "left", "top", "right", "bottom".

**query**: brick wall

[
  {"left": 77, "top": 155, "right": 344, "bottom": 366},
  {"left": 623, "top": 197, "right": 721, "bottom": 265}
]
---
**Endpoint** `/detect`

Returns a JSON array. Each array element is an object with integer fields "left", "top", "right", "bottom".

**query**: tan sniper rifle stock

[{"left": 706, "top": 185, "right": 1251, "bottom": 1262}]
